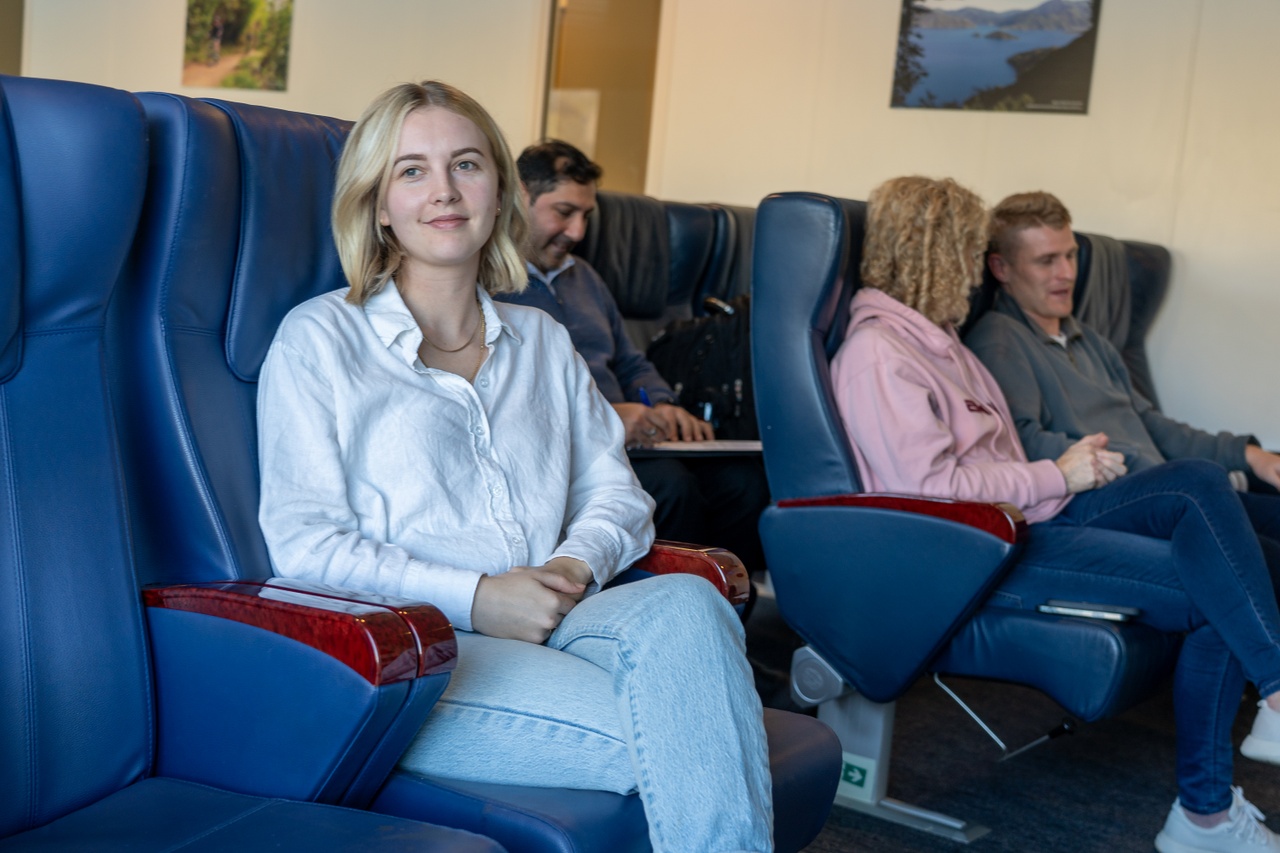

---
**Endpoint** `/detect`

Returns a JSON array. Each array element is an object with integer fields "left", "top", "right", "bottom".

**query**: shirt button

[
  {"left": 509, "top": 535, "right": 523, "bottom": 545},
  {"left": 478, "top": 377, "right": 489, "bottom": 388},
  {"left": 472, "top": 425, "right": 485, "bottom": 437},
  {"left": 491, "top": 484, "right": 504, "bottom": 496}
]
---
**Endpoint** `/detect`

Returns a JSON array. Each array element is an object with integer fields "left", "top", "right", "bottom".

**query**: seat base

[
  {"left": 372, "top": 708, "right": 841, "bottom": 853},
  {"left": 0, "top": 777, "right": 503, "bottom": 852}
]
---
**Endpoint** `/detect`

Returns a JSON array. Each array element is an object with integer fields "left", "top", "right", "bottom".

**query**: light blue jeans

[{"left": 399, "top": 573, "right": 775, "bottom": 853}]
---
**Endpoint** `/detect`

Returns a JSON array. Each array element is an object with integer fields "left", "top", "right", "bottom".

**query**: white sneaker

[
  {"left": 1243, "top": 700, "right": 1280, "bottom": 764},
  {"left": 1155, "top": 788, "right": 1280, "bottom": 852}
]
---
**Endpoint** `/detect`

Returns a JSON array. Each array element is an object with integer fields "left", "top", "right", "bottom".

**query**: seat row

[
  {"left": 749, "top": 192, "right": 1181, "bottom": 839},
  {"left": 0, "top": 74, "right": 840, "bottom": 852},
  {"left": 554, "top": 179, "right": 1181, "bottom": 839}
]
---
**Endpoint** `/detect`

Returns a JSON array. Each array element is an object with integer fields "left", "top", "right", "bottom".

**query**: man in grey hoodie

[{"left": 965, "top": 190, "right": 1280, "bottom": 574}]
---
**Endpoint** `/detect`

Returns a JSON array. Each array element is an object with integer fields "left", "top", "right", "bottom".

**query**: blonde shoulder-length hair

[
  {"left": 332, "top": 80, "right": 529, "bottom": 305},
  {"left": 860, "top": 176, "right": 989, "bottom": 327}
]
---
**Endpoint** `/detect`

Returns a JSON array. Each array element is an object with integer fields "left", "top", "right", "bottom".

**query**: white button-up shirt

[{"left": 257, "top": 284, "right": 655, "bottom": 630}]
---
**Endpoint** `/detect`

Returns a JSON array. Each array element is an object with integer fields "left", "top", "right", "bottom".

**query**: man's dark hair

[{"left": 517, "top": 139, "right": 602, "bottom": 203}]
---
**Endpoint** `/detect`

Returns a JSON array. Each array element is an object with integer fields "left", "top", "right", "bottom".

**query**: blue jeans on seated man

[
  {"left": 1240, "top": 490, "right": 1280, "bottom": 594},
  {"left": 398, "top": 572, "right": 775, "bottom": 853},
  {"left": 988, "top": 459, "right": 1280, "bottom": 816}
]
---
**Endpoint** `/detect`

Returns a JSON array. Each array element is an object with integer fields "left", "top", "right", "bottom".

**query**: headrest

[
  {"left": 665, "top": 201, "right": 715, "bottom": 310},
  {"left": 0, "top": 75, "right": 147, "bottom": 382},
  {"left": 577, "top": 190, "right": 671, "bottom": 319},
  {"left": 210, "top": 99, "right": 352, "bottom": 381},
  {"left": 701, "top": 204, "right": 757, "bottom": 307},
  {"left": 752, "top": 192, "right": 866, "bottom": 499}
]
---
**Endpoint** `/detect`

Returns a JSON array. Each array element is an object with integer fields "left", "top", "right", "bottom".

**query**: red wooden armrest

[
  {"left": 214, "top": 578, "right": 457, "bottom": 678},
  {"left": 775, "top": 493, "right": 1027, "bottom": 544},
  {"left": 143, "top": 580, "right": 455, "bottom": 685},
  {"left": 630, "top": 540, "right": 752, "bottom": 606}
]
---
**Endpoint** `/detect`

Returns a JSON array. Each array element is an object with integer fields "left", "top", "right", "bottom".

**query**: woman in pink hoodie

[{"left": 832, "top": 175, "right": 1280, "bottom": 853}]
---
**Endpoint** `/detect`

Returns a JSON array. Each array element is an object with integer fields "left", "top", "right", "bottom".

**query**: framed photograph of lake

[{"left": 891, "top": 0, "right": 1103, "bottom": 113}]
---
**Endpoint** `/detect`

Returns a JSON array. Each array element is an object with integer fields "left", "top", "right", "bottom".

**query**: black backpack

[{"left": 645, "top": 295, "right": 758, "bottom": 440}]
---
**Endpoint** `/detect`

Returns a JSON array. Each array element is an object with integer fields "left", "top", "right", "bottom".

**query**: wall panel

[
  {"left": 650, "top": 0, "right": 1278, "bottom": 447},
  {"left": 21, "top": 0, "right": 550, "bottom": 147}
]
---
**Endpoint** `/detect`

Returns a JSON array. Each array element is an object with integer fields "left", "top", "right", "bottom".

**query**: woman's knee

[{"left": 655, "top": 571, "right": 736, "bottom": 610}]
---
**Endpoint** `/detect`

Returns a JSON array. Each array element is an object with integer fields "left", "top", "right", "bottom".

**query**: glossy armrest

[
  {"left": 214, "top": 578, "right": 457, "bottom": 678},
  {"left": 777, "top": 493, "right": 1027, "bottom": 544},
  {"left": 143, "top": 580, "right": 456, "bottom": 685},
  {"left": 630, "top": 540, "right": 752, "bottom": 605}
]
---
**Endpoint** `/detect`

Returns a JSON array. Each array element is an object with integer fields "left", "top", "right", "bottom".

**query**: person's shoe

[
  {"left": 1155, "top": 788, "right": 1280, "bottom": 852},
  {"left": 1242, "top": 700, "right": 1280, "bottom": 764}
]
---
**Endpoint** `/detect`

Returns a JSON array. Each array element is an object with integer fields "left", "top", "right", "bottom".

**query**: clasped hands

[
  {"left": 470, "top": 556, "right": 593, "bottom": 644},
  {"left": 1055, "top": 432, "right": 1128, "bottom": 494}
]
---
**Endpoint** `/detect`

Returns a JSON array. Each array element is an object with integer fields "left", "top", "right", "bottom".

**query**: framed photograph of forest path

[
  {"left": 892, "top": 0, "right": 1102, "bottom": 113},
  {"left": 182, "top": 0, "right": 294, "bottom": 91}
]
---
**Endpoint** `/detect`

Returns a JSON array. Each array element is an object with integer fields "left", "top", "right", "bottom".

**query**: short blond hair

[
  {"left": 989, "top": 191, "right": 1072, "bottom": 256},
  {"left": 860, "top": 176, "right": 989, "bottom": 327},
  {"left": 332, "top": 81, "right": 529, "bottom": 305}
]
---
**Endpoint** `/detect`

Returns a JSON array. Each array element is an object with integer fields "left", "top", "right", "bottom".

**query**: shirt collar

[
  {"left": 993, "top": 289, "right": 1084, "bottom": 344},
  {"left": 364, "top": 282, "right": 521, "bottom": 367},
  {"left": 526, "top": 256, "right": 575, "bottom": 291}
]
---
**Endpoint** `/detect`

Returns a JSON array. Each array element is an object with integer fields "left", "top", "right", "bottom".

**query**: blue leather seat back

[
  {"left": 0, "top": 74, "right": 152, "bottom": 837},
  {"left": 699, "top": 203, "right": 756, "bottom": 309},
  {"left": 576, "top": 190, "right": 672, "bottom": 320},
  {"left": 118, "top": 93, "right": 350, "bottom": 587},
  {"left": 576, "top": 191, "right": 717, "bottom": 337},
  {"left": 751, "top": 192, "right": 866, "bottom": 501},
  {"left": 665, "top": 200, "right": 716, "bottom": 316}
]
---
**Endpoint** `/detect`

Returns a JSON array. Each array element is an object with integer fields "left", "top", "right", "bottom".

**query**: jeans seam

[
  {"left": 556, "top": 623, "right": 671, "bottom": 850},
  {"left": 434, "top": 698, "right": 627, "bottom": 745}
]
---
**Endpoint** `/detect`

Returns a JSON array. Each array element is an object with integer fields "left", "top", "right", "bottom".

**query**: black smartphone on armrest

[{"left": 1036, "top": 600, "right": 1141, "bottom": 622}]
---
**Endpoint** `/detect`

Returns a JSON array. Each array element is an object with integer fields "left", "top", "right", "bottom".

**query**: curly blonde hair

[
  {"left": 989, "top": 191, "right": 1072, "bottom": 256},
  {"left": 860, "top": 176, "right": 989, "bottom": 327},
  {"left": 332, "top": 81, "right": 529, "bottom": 305}
]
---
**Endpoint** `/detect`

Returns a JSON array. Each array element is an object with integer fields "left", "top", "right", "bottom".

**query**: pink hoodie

[{"left": 831, "top": 287, "right": 1070, "bottom": 523}]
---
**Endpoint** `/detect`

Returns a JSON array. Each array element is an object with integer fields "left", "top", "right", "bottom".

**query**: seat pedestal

[{"left": 800, "top": 655, "right": 991, "bottom": 844}]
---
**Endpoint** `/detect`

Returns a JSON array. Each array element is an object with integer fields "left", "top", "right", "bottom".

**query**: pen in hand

[{"left": 634, "top": 387, "right": 665, "bottom": 445}]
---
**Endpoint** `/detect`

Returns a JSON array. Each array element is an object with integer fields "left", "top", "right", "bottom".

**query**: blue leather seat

[
  {"left": 699, "top": 202, "right": 756, "bottom": 309},
  {"left": 114, "top": 92, "right": 839, "bottom": 853},
  {"left": 0, "top": 73, "right": 501, "bottom": 852},
  {"left": 576, "top": 189, "right": 719, "bottom": 346},
  {"left": 750, "top": 191, "right": 1181, "bottom": 839}
]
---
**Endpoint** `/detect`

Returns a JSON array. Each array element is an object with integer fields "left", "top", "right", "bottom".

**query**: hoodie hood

[{"left": 846, "top": 286, "right": 966, "bottom": 361}]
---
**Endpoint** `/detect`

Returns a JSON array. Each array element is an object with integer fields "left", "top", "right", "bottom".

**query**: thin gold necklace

[
  {"left": 469, "top": 303, "right": 488, "bottom": 383},
  {"left": 421, "top": 296, "right": 483, "bottom": 353}
]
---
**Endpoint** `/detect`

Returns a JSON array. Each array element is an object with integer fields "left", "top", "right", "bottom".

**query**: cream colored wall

[
  {"left": 649, "top": 0, "right": 1280, "bottom": 448},
  {"left": 20, "top": 0, "right": 551, "bottom": 148}
]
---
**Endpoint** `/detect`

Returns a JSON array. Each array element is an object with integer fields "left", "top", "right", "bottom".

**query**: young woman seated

[
  {"left": 831, "top": 175, "right": 1280, "bottom": 853},
  {"left": 256, "top": 80, "right": 774, "bottom": 853}
]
